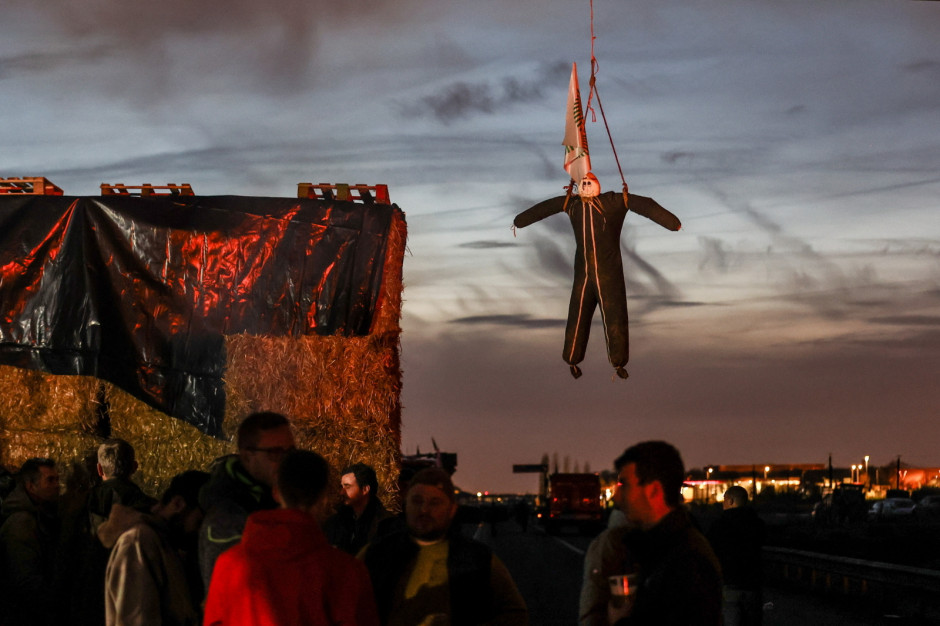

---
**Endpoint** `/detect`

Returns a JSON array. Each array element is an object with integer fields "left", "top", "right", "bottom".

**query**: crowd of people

[
  {"left": 0, "top": 411, "right": 528, "bottom": 625},
  {"left": 0, "top": 410, "right": 761, "bottom": 625}
]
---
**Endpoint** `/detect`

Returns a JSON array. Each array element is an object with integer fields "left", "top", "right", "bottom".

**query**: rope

[{"left": 585, "top": 0, "right": 629, "bottom": 195}]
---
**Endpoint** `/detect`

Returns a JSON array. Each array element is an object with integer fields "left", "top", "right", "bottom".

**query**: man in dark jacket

[
  {"left": 198, "top": 411, "right": 295, "bottom": 589},
  {"left": 360, "top": 467, "right": 527, "bottom": 626},
  {"left": 324, "top": 462, "right": 399, "bottom": 555},
  {"left": 612, "top": 441, "right": 722, "bottom": 626},
  {"left": 0, "top": 458, "right": 60, "bottom": 626},
  {"left": 708, "top": 486, "right": 765, "bottom": 626},
  {"left": 72, "top": 438, "right": 156, "bottom": 626},
  {"left": 102, "top": 470, "right": 210, "bottom": 626}
]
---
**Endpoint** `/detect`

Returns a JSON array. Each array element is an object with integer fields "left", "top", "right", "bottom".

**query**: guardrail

[{"left": 764, "top": 546, "right": 940, "bottom": 619}]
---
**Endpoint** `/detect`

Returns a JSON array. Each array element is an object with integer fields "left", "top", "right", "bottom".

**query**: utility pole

[{"left": 896, "top": 455, "right": 901, "bottom": 490}]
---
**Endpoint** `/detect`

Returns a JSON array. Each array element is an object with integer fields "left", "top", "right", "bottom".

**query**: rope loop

[{"left": 585, "top": 0, "right": 627, "bottom": 189}]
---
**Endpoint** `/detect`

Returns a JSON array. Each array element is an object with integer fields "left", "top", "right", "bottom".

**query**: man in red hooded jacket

[{"left": 203, "top": 450, "right": 379, "bottom": 626}]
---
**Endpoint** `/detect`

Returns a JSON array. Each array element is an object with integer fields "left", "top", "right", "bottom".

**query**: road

[{"left": 466, "top": 518, "right": 928, "bottom": 626}]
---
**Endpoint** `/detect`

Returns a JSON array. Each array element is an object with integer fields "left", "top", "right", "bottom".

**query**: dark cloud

[
  {"left": 0, "top": 45, "right": 113, "bottom": 78},
  {"left": 622, "top": 245, "right": 682, "bottom": 304},
  {"left": 697, "top": 236, "right": 731, "bottom": 273},
  {"left": 904, "top": 59, "right": 940, "bottom": 75},
  {"left": 458, "top": 240, "right": 519, "bottom": 250},
  {"left": 528, "top": 234, "right": 574, "bottom": 283},
  {"left": 869, "top": 315, "right": 940, "bottom": 327},
  {"left": 661, "top": 151, "right": 695, "bottom": 165},
  {"left": 705, "top": 186, "right": 876, "bottom": 318},
  {"left": 449, "top": 314, "right": 564, "bottom": 328},
  {"left": 402, "top": 61, "right": 569, "bottom": 124},
  {"left": 6, "top": 0, "right": 425, "bottom": 98},
  {"left": 645, "top": 299, "right": 707, "bottom": 308},
  {"left": 420, "top": 82, "right": 496, "bottom": 123}
]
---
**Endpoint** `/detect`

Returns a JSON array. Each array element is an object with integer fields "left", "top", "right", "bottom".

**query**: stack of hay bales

[
  {"left": 0, "top": 367, "right": 102, "bottom": 475},
  {"left": 0, "top": 207, "right": 407, "bottom": 509}
]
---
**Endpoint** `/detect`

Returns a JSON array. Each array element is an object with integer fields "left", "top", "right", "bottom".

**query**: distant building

[{"left": 680, "top": 463, "right": 940, "bottom": 504}]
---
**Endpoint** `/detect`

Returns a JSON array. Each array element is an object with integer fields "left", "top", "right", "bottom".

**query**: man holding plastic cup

[{"left": 610, "top": 441, "right": 722, "bottom": 625}]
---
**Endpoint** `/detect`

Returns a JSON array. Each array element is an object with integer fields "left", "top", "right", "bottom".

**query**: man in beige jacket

[{"left": 102, "top": 470, "right": 209, "bottom": 626}]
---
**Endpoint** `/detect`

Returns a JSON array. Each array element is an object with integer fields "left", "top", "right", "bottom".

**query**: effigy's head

[{"left": 579, "top": 172, "right": 600, "bottom": 198}]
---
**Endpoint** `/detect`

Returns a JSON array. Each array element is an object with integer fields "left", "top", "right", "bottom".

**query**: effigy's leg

[
  {"left": 596, "top": 259, "right": 630, "bottom": 378},
  {"left": 563, "top": 273, "right": 598, "bottom": 378}
]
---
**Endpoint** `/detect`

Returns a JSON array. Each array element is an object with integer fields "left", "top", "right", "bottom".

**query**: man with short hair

[
  {"left": 198, "top": 411, "right": 295, "bottom": 588},
  {"left": 70, "top": 438, "right": 156, "bottom": 626},
  {"left": 324, "top": 462, "right": 398, "bottom": 554},
  {"left": 708, "top": 486, "right": 765, "bottom": 626},
  {"left": 361, "top": 467, "right": 528, "bottom": 625},
  {"left": 102, "top": 470, "right": 210, "bottom": 626},
  {"left": 0, "top": 458, "right": 61, "bottom": 625},
  {"left": 89, "top": 438, "right": 155, "bottom": 532},
  {"left": 88, "top": 438, "right": 156, "bottom": 534},
  {"left": 204, "top": 450, "right": 380, "bottom": 625},
  {"left": 611, "top": 441, "right": 722, "bottom": 625}
]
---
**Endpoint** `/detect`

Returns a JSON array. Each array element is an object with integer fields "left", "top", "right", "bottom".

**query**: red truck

[{"left": 544, "top": 473, "right": 603, "bottom": 534}]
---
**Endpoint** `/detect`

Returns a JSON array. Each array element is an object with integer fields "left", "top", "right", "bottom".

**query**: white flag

[{"left": 563, "top": 62, "right": 591, "bottom": 182}]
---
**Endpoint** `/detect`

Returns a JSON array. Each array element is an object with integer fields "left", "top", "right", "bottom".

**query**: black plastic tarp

[{"left": 0, "top": 195, "right": 399, "bottom": 437}]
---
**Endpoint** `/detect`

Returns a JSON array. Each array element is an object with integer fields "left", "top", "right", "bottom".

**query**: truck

[{"left": 543, "top": 473, "right": 603, "bottom": 534}]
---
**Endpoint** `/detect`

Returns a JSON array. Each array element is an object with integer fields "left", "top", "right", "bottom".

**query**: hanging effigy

[{"left": 514, "top": 36, "right": 682, "bottom": 379}]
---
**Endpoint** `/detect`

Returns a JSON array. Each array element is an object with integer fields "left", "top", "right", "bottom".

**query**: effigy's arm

[
  {"left": 626, "top": 194, "right": 682, "bottom": 231},
  {"left": 513, "top": 196, "right": 568, "bottom": 229}
]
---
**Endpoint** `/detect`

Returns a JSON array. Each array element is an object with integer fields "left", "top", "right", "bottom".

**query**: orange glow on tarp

[{"left": 0, "top": 194, "right": 402, "bottom": 436}]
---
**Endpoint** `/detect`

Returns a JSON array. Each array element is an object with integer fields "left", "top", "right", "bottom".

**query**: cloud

[
  {"left": 0, "top": 45, "right": 113, "bottom": 78},
  {"left": 904, "top": 59, "right": 940, "bottom": 75},
  {"left": 527, "top": 235, "right": 574, "bottom": 284},
  {"left": 400, "top": 61, "right": 569, "bottom": 124},
  {"left": 449, "top": 314, "right": 564, "bottom": 329},
  {"left": 697, "top": 236, "right": 732, "bottom": 273},
  {"left": 4, "top": 0, "right": 428, "bottom": 99},
  {"left": 869, "top": 315, "right": 940, "bottom": 327},
  {"left": 457, "top": 241, "right": 519, "bottom": 250}
]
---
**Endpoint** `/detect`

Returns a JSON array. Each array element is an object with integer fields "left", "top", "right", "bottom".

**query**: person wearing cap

[
  {"left": 360, "top": 467, "right": 528, "bottom": 625},
  {"left": 513, "top": 173, "right": 681, "bottom": 379}
]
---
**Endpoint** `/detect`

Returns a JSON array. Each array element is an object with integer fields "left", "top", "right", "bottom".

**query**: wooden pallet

[
  {"left": 297, "top": 183, "right": 390, "bottom": 204},
  {"left": 100, "top": 183, "right": 195, "bottom": 197},
  {"left": 0, "top": 177, "right": 63, "bottom": 195}
]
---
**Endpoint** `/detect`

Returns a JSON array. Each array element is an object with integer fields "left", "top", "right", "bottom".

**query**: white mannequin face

[{"left": 579, "top": 175, "right": 600, "bottom": 198}]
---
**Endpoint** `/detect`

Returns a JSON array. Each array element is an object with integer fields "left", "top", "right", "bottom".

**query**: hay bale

[
  {"left": 0, "top": 204, "right": 407, "bottom": 506},
  {"left": 106, "top": 383, "right": 231, "bottom": 496},
  {"left": 0, "top": 427, "right": 102, "bottom": 474},
  {"left": 293, "top": 418, "right": 402, "bottom": 512},
  {"left": 0, "top": 365, "right": 100, "bottom": 432}
]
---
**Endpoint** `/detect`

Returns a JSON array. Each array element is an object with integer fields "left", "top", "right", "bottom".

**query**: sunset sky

[{"left": 3, "top": 1, "right": 938, "bottom": 492}]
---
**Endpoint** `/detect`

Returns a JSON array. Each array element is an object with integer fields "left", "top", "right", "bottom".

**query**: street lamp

[
  {"left": 707, "top": 467, "right": 714, "bottom": 503},
  {"left": 851, "top": 465, "right": 857, "bottom": 483}
]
